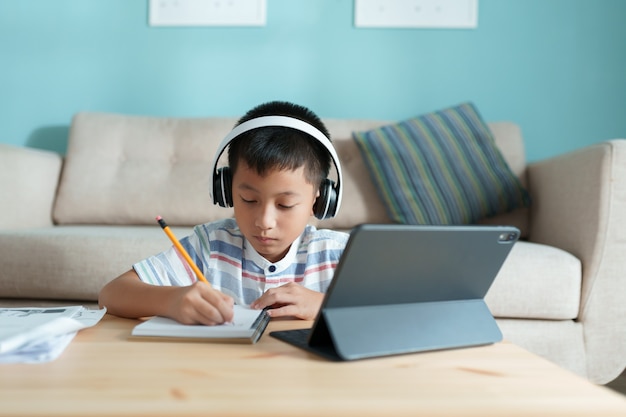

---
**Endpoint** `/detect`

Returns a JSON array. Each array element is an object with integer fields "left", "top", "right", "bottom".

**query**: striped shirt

[{"left": 133, "top": 218, "right": 349, "bottom": 306}]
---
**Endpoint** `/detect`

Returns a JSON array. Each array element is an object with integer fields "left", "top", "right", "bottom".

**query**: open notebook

[
  {"left": 131, "top": 305, "right": 270, "bottom": 344},
  {"left": 271, "top": 224, "right": 519, "bottom": 360}
]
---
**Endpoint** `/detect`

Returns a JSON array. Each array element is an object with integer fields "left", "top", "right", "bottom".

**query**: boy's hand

[
  {"left": 250, "top": 283, "right": 323, "bottom": 320},
  {"left": 167, "top": 282, "right": 234, "bottom": 325}
]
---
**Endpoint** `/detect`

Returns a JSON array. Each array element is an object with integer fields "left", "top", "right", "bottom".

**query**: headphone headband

[{"left": 209, "top": 115, "right": 343, "bottom": 215}]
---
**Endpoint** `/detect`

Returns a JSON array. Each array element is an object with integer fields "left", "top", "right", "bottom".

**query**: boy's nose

[{"left": 255, "top": 205, "right": 277, "bottom": 230}]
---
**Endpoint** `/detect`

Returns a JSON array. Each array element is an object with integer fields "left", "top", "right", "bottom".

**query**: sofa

[{"left": 1, "top": 111, "right": 625, "bottom": 385}]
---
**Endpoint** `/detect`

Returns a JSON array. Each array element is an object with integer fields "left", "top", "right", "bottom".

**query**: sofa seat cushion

[
  {"left": 0, "top": 225, "right": 193, "bottom": 301},
  {"left": 0, "top": 226, "right": 581, "bottom": 321},
  {"left": 486, "top": 241, "right": 581, "bottom": 320}
]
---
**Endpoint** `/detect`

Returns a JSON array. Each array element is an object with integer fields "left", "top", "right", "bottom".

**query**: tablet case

[{"left": 270, "top": 224, "right": 519, "bottom": 360}]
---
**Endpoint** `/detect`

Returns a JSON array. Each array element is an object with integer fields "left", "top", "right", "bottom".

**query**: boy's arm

[{"left": 98, "top": 270, "right": 234, "bottom": 325}]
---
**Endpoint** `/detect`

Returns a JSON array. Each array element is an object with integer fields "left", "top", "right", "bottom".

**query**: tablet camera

[{"left": 498, "top": 232, "right": 519, "bottom": 244}]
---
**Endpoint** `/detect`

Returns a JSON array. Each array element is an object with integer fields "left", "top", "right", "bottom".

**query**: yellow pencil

[{"left": 156, "top": 216, "right": 210, "bottom": 286}]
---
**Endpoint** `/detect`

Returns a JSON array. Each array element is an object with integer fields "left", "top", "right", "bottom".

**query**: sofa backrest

[
  {"left": 53, "top": 112, "right": 528, "bottom": 233},
  {"left": 0, "top": 144, "right": 63, "bottom": 229}
]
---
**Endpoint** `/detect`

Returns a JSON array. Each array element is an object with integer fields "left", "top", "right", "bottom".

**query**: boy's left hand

[{"left": 250, "top": 283, "right": 323, "bottom": 320}]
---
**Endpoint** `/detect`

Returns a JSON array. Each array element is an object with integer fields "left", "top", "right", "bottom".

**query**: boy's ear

[{"left": 311, "top": 190, "right": 321, "bottom": 215}]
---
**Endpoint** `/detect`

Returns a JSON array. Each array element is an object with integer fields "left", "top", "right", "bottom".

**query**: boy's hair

[{"left": 227, "top": 101, "right": 332, "bottom": 188}]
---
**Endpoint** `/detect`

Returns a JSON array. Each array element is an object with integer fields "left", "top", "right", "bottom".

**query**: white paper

[{"left": 0, "top": 306, "right": 106, "bottom": 363}]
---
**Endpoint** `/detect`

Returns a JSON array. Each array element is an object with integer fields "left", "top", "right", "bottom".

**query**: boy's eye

[
  {"left": 279, "top": 204, "right": 295, "bottom": 209},
  {"left": 240, "top": 196, "right": 257, "bottom": 204}
]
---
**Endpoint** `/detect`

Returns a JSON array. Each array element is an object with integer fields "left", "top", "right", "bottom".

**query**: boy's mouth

[{"left": 255, "top": 235, "right": 276, "bottom": 244}]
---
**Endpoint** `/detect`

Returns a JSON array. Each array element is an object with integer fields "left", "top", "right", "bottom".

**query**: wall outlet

[
  {"left": 149, "top": 0, "right": 266, "bottom": 27},
  {"left": 354, "top": 0, "right": 478, "bottom": 29}
]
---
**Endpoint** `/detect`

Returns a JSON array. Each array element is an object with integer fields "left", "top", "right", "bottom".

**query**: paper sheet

[{"left": 0, "top": 306, "right": 106, "bottom": 363}]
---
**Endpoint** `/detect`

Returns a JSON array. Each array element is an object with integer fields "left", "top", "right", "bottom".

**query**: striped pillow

[{"left": 352, "top": 103, "right": 530, "bottom": 225}]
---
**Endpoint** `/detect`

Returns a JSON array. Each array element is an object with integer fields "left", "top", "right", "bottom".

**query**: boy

[{"left": 98, "top": 101, "right": 348, "bottom": 325}]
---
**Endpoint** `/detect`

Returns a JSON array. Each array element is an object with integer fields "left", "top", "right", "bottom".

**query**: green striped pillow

[{"left": 352, "top": 102, "right": 530, "bottom": 225}]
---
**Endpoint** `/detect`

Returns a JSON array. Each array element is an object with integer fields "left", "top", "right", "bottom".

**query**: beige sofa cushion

[
  {"left": 0, "top": 144, "right": 62, "bottom": 229},
  {"left": 0, "top": 225, "right": 193, "bottom": 301},
  {"left": 0, "top": 227, "right": 581, "bottom": 322},
  {"left": 486, "top": 241, "right": 581, "bottom": 319},
  {"left": 53, "top": 113, "right": 236, "bottom": 226}
]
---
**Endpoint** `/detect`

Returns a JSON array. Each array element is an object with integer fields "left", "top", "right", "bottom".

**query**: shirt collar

[{"left": 243, "top": 234, "right": 302, "bottom": 275}]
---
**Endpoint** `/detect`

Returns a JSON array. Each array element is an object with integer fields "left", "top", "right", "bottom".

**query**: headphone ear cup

[
  {"left": 314, "top": 179, "right": 338, "bottom": 220},
  {"left": 213, "top": 167, "right": 233, "bottom": 208}
]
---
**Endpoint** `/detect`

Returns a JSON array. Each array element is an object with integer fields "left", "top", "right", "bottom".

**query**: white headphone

[{"left": 209, "top": 115, "right": 343, "bottom": 220}]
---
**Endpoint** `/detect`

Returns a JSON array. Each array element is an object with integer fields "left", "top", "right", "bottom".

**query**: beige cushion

[
  {"left": 53, "top": 113, "right": 235, "bottom": 226},
  {"left": 486, "top": 241, "right": 581, "bottom": 319},
  {"left": 0, "top": 226, "right": 582, "bottom": 321},
  {"left": 0, "top": 225, "right": 193, "bottom": 301},
  {"left": 0, "top": 144, "right": 62, "bottom": 229}
]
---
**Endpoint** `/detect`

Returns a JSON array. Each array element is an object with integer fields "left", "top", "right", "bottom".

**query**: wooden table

[{"left": 1, "top": 314, "right": 626, "bottom": 417}]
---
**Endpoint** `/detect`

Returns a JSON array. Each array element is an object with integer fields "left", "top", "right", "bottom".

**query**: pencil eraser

[{"left": 156, "top": 215, "right": 162, "bottom": 221}]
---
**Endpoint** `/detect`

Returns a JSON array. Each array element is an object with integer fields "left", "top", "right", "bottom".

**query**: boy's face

[{"left": 232, "top": 161, "right": 318, "bottom": 263}]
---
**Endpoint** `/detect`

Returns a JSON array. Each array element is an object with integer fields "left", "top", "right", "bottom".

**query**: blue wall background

[{"left": 1, "top": 0, "right": 625, "bottom": 161}]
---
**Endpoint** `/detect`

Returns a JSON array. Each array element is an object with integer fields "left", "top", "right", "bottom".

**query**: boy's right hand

[{"left": 166, "top": 282, "right": 234, "bottom": 325}]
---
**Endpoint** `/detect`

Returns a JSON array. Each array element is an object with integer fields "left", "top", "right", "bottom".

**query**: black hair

[{"left": 227, "top": 101, "right": 332, "bottom": 188}]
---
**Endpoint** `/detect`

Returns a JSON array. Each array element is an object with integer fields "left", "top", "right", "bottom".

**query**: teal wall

[{"left": 1, "top": 0, "right": 625, "bottom": 161}]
